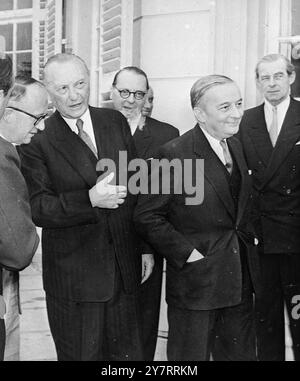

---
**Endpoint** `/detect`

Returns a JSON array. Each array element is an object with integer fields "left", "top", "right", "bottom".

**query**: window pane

[
  {"left": 16, "top": 52, "right": 32, "bottom": 77},
  {"left": 0, "top": 24, "right": 13, "bottom": 51},
  {"left": 17, "top": 23, "right": 32, "bottom": 50},
  {"left": 0, "top": 0, "right": 13, "bottom": 11},
  {"left": 17, "top": 0, "right": 33, "bottom": 9}
]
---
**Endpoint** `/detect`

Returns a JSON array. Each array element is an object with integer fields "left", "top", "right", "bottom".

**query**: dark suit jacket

[
  {"left": 0, "top": 137, "right": 39, "bottom": 360},
  {"left": 238, "top": 98, "right": 300, "bottom": 254},
  {"left": 133, "top": 116, "right": 179, "bottom": 159},
  {"left": 0, "top": 138, "right": 39, "bottom": 271},
  {"left": 134, "top": 125, "right": 260, "bottom": 311},
  {"left": 18, "top": 107, "right": 142, "bottom": 302}
]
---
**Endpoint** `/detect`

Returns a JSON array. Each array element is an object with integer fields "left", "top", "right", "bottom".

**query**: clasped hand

[{"left": 89, "top": 172, "right": 127, "bottom": 209}]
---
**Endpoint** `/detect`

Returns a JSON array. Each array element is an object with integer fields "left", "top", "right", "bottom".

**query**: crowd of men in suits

[{"left": 0, "top": 51, "right": 299, "bottom": 361}]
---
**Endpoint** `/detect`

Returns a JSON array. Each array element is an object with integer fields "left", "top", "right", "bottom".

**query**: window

[
  {"left": 0, "top": 22, "right": 32, "bottom": 77},
  {"left": 0, "top": 0, "right": 32, "bottom": 11},
  {"left": 0, "top": 0, "right": 33, "bottom": 77},
  {"left": 90, "top": 0, "right": 134, "bottom": 106}
]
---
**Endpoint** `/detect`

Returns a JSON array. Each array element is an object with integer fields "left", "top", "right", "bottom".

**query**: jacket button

[
  {"left": 286, "top": 189, "right": 291, "bottom": 195},
  {"left": 232, "top": 248, "right": 238, "bottom": 254}
]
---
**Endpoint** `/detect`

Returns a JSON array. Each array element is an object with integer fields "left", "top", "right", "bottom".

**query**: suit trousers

[
  {"left": 167, "top": 257, "right": 256, "bottom": 361},
  {"left": 139, "top": 253, "right": 163, "bottom": 360},
  {"left": 3, "top": 269, "right": 20, "bottom": 361},
  {"left": 255, "top": 253, "right": 300, "bottom": 361},
  {"left": 0, "top": 319, "right": 4, "bottom": 360},
  {"left": 46, "top": 266, "right": 144, "bottom": 361}
]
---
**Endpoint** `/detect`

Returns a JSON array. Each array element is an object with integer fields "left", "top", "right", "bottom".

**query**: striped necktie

[
  {"left": 76, "top": 118, "right": 98, "bottom": 158},
  {"left": 220, "top": 139, "right": 233, "bottom": 174}
]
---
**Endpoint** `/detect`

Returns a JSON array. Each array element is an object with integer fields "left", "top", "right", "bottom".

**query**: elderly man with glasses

[
  {"left": 111, "top": 66, "right": 179, "bottom": 360},
  {"left": 0, "top": 69, "right": 47, "bottom": 360}
]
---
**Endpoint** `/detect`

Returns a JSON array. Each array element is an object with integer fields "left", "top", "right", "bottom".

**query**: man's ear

[
  {"left": 3, "top": 107, "right": 14, "bottom": 123},
  {"left": 193, "top": 106, "right": 206, "bottom": 124},
  {"left": 289, "top": 71, "right": 296, "bottom": 86}
]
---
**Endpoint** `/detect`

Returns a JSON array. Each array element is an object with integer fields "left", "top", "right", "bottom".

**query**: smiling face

[
  {"left": 256, "top": 58, "right": 295, "bottom": 106},
  {"left": 44, "top": 58, "right": 90, "bottom": 119},
  {"left": 111, "top": 70, "right": 148, "bottom": 120},
  {"left": 194, "top": 82, "right": 243, "bottom": 140}
]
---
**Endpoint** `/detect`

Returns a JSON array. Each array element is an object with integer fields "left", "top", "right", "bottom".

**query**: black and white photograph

[{"left": 0, "top": 0, "right": 299, "bottom": 366}]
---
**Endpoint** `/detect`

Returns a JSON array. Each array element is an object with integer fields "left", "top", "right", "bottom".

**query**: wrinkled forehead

[
  {"left": 45, "top": 59, "right": 89, "bottom": 85},
  {"left": 200, "top": 82, "right": 241, "bottom": 106},
  {"left": 17, "top": 84, "right": 48, "bottom": 112},
  {"left": 115, "top": 71, "right": 148, "bottom": 90}
]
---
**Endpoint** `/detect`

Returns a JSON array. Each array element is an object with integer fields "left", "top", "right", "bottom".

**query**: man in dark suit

[
  {"left": 19, "top": 54, "right": 153, "bottom": 361},
  {"left": 1, "top": 76, "right": 48, "bottom": 361},
  {"left": 238, "top": 53, "right": 300, "bottom": 361},
  {"left": 111, "top": 67, "right": 179, "bottom": 360},
  {"left": 0, "top": 65, "right": 46, "bottom": 359},
  {"left": 134, "top": 74, "right": 261, "bottom": 361}
]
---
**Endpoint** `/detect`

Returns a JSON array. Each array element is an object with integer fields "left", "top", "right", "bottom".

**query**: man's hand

[
  {"left": 186, "top": 248, "right": 204, "bottom": 263},
  {"left": 89, "top": 172, "right": 127, "bottom": 209},
  {"left": 141, "top": 253, "right": 155, "bottom": 284}
]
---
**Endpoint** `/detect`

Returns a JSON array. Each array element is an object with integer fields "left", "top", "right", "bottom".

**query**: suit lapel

[
  {"left": 262, "top": 99, "right": 300, "bottom": 187},
  {"left": 227, "top": 137, "right": 251, "bottom": 224},
  {"left": 193, "top": 126, "right": 235, "bottom": 220},
  {"left": 247, "top": 104, "right": 273, "bottom": 166},
  {"left": 47, "top": 111, "right": 98, "bottom": 187}
]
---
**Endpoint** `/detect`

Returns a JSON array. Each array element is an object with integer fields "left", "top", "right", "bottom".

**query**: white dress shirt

[
  {"left": 264, "top": 96, "right": 290, "bottom": 137},
  {"left": 200, "top": 126, "right": 228, "bottom": 166},
  {"left": 127, "top": 113, "right": 146, "bottom": 135},
  {"left": 62, "top": 108, "right": 98, "bottom": 155}
]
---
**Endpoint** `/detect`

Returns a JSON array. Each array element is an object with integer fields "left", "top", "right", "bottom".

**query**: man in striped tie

[
  {"left": 134, "top": 75, "right": 261, "bottom": 360},
  {"left": 238, "top": 53, "right": 300, "bottom": 361},
  {"left": 19, "top": 53, "right": 154, "bottom": 361}
]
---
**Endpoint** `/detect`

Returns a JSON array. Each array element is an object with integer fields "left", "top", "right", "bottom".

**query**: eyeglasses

[
  {"left": 114, "top": 87, "right": 146, "bottom": 100},
  {"left": 6, "top": 106, "right": 48, "bottom": 126}
]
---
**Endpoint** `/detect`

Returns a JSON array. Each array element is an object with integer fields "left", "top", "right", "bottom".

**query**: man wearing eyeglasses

[
  {"left": 18, "top": 53, "right": 154, "bottom": 361},
  {"left": 111, "top": 67, "right": 179, "bottom": 360},
  {"left": 0, "top": 68, "right": 46, "bottom": 360}
]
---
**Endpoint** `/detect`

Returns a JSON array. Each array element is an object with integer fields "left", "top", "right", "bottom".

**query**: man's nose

[
  {"left": 126, "top": 93, "right": 136, "bottom": 103},
  {"left": 269, "top": 76, "right": 276, "bottom": 86},
  {"left": 69, "top": 87, "right": 79, "bottom": 101},
  {"left": 231, "top": 105, "right": 243, "bottom": 118},
  {"left": 37, "top": 120, "right": 45, "bottom": 131}
]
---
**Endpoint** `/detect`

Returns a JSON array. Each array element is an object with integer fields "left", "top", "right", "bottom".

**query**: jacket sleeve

[
  {"left": 0, "top": 146, "right": 39, "bottom": 271},
  {"left": 18, "top": 135, "right": 100, "bottom": 229},
  {"left": 134, "top": 146, "right": 194, "bottom": 269}
]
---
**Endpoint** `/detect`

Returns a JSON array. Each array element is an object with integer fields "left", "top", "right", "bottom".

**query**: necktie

[
  {"left": 76, "top": 118, "right": 98, "bottom": 158},
  {"left": 220, "top": 139, "right": 233, "bottom": 174},
  {"left": 269, "top": 106, "right": 278, "bottom": 147}
]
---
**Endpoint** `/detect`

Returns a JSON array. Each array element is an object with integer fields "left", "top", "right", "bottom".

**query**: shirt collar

[
  {"left": 62, "top": 108, "right": 91, "bottom": 133},
  {"left": 200, "top": 125, "right": 225, "bottom": 145},
  {"left": 264, "top": 96, "right": 290, "bottom": 113}
]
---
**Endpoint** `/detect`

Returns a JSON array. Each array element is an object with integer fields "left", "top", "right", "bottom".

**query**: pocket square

[{"left": 296, "top": 141, "right": 300, "bottom": 145}]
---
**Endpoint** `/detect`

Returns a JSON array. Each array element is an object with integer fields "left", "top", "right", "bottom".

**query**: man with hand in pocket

[{"left": 134, "top": 75, "right": 261, "bottom": 361}]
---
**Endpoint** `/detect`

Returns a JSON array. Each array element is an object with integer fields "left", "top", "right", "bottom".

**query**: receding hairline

[
  {"left": 43, "top": 53, "right": 89, "bottom": 83},
  {"left": 190, "top": 75, "right": 236, "bottom": 109}
]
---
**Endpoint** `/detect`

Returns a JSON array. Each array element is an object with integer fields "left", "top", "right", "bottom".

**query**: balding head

[{"left": 43, "top": 53, "right": 90, "bottom": 119}]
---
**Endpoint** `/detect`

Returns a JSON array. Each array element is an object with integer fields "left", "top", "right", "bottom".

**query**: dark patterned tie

[
  {"left": 76, "top": 118, "right": 98, "bottom": 158},
  {"left": 220, "top": 139, "right": 233, "bottom": 174}
]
